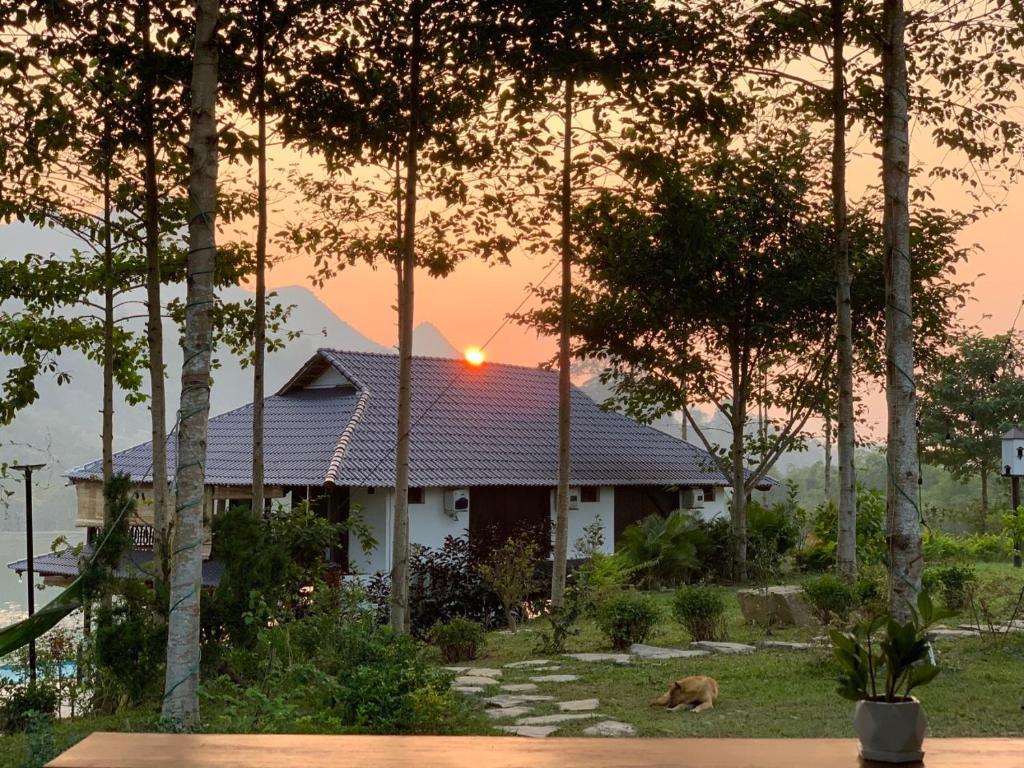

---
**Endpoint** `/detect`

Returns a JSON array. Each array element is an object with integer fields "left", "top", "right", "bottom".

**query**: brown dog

[{"left": 650, "top": 675, "right": 719, "bottom": 713}]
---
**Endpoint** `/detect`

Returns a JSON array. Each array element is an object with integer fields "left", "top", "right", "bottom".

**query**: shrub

[
  {"left": 594, "top": 592, "right": 661, "bottom": 650},
  {"left": 618, "top": 511, "right": 705, "bottom": 589},
  {"left": 478, "top": 533, "right": 539, "bottom": 632},
  {"left": 922, "top": 530, "right": 1011, "bottom": 563},
  {"left": 805, "top": 489, "right": 887, "bottom": 569},
  {"left": 0, "top": 681, "right": 57, "bottom": 735},
  {"left": 802, "top": 574, "right": 857, "bottom": 626},
  {"left": 696, "top": 517, "right": 735, "bottom": 581},
  {"left": 855, "top": 566, "right": 888, "bottom": 618},
  {"left": 747, "top": 501, "right": 800, "bottom": 557},
  {"left": 671, "top": 585, "right": 726, "bottom": 641},
  {"left": 21, "top": 710, "right": 57, "bottom": 768},
  {"left": 428, "top": 618, "right": 486, "bottom": 663},
  {"left": 793, "top": 541, "right": 836, "bottom": 573},
  {"left": 367, "top": 535, "right": 502, "bottom": 637},
  {"left": 931, "top": 564, "right": 977, "bottom": 611}
]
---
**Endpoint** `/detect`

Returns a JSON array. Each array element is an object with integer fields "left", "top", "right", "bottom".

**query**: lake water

[{"left": 0, "top": 530, "right": 84, "bottom": 626}]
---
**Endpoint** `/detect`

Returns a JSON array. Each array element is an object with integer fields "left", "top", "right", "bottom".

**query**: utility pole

[{"left": 12, "top": 463, "right": 45, "bottom": 684}]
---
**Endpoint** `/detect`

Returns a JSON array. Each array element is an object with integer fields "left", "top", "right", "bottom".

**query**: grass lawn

[{"left": 459, "top": 564, "right": 1024, "bottom": 738}]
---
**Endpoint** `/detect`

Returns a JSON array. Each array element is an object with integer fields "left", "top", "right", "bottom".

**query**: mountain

[{"left": 412, "top": 322, "right": 461, "bottom": 359}]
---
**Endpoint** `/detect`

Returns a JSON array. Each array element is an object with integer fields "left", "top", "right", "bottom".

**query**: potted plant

[{"left": 830, "top": 592, "right": 946, "bottom": 763}]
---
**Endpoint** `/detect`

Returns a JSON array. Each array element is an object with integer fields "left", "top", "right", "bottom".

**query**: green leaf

[{"left": 0, "top": 575, "right": 84, "bottom": 658}]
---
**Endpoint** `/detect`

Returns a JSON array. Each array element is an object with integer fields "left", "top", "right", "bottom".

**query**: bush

[
  {"left": 792, "top": 541, "right": 836, "bottom": 573},
  {"left": 594, "top": 592, "right": 661, "bottom": 650},
  {"left": 747, "top": 501, "right": 800, "bottom": 557},
  {"left": 923, "top": 530, "right": 1011, "bottom": 563},
  {"left": 855, "top": 566, "right": 888, "bottom": 618},
  {"left": 478, "top": 533, "right": 539, "bottom": 632},
  {"left": 802, "top": 489, "right": 887, "bottom": 570},
  {"left": 0, "top": 681, "right": 57, "bottom": 735},
  {"left": 930, "top": 564, "right": 977, "bottom": 611},
  {"left": 696, "top": 517, "right": 735, "bottom": 581},
  {"left": 671, "top": 585, "right": 726, "bottom": 641},
  {"left": 428, "top": 618, "right": 486, "bottom": 663},
  {"left": 802, "top": 574, "right": 858, "bottom": 626},
  {"left": 574, "top": 552, "right": 634, "bottom": 616},
  {"left": 618, "top": 511, "right": 705, "bottom": 589},
  {"left": 367, "top": 535, "right": 503, "bottom": 637}
]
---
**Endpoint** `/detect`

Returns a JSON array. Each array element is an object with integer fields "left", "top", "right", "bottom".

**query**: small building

[{"left": 52, "top": 350, "right": 758, "bottom": 576}]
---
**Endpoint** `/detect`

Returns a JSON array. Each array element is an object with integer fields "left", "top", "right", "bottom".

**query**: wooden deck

[{"left": 46, "top": 734, "right": 1024, "bottom": 768}]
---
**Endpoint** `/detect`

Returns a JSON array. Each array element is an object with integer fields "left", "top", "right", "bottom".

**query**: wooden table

[{"left": 46, "top": 734, "right": 1024, "bottom": 768}]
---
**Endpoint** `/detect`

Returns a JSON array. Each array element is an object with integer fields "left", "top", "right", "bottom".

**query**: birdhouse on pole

[{"left": 1002, "top": 427, "right": 1024, "bottom": 477}]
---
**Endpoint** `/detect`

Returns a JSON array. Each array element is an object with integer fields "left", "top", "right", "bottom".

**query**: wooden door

[{"left": 469, "top": 486, "right": 552, "bottom": 557}]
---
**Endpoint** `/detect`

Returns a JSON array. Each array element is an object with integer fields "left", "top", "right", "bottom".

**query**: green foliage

[
  {"left": 1001, "top": 507, "right": 1024, "bottom": 559},
  {"left": 795, "top": 488, "right": 887, "bottom": 572},
  {"left": 20, "top": 711, "right": 57, "bottom": 768},
  {"left": 922, "top": 530, "right": 1011, "bottom": 563},
  {"left": 478, "top": 533, "right": 539, "bottom": 632},
  {"left": 574, "top": 552, "right": 635, "bottom": 616},
  {"left": 923, "top": 565, "right": 977, "bottom": 611},
  {"left": 428, "top": 618, "right": 486, "bottom": 663},
  {"left": 671, "top": 585, "right": 726, "bottom": 641},
  {"left": 203, "top": 502, "right": 340, "bottom": 650},
  {"left": 747, "top": 500, "right": 801, "bottom": 556},
  {"left": 802, "top": 574, "right": 858, "bottom": 626},
  {"left": 594, "top": 592, "right": 661, "bottom": 651},
  {"left": 0, "top": 681, "right": 57, "bottom": 735},
  {"left": 830, "top": 593, "right": 945, "bottom": 702},
  {"left": 617, "top": 511, "right": 704, "bottom": 589}
]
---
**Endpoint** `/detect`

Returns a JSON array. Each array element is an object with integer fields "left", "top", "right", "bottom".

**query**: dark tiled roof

[
  {"left": 67, "top": 388, "right": 361, "bottom": 486},
  {"left": 317, "top": 350, "right": 728, "bottom": 487},
  {"left": 7, "top": 547, "right": 224, "bottom": 588},
  {"left": 67, "top": 350, "right": 733, "bottom": 489}
]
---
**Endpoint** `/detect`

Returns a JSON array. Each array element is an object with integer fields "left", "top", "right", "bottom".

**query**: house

[{"left": 32, "top": 350, "right": 763, "bottom": 580}]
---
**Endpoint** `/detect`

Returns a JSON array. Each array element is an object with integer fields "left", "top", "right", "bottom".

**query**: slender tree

[{"left": 162, "top": 0, "right": 220, "bottom": 728}]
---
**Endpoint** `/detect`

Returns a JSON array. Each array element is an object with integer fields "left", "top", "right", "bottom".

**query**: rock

[
  {"left": 505, "top": 659, "right": 552, "bottom": 668},
  {"left": 516, "top": 713, "right": 601, "bottom": 726},
  {"left": 486, "top": 706, "right": 533, "bottom": 720},
  {"left": 444, "top": 666, "right": 470, "bottom": 673},
  {"left": 529, "top": 674, "right": 579, "bottom": 683},
  {"left": 463, "top": 667, "right": 502, "bottom": 678},
  {"left": 452, "top": 686, "right": 484, "bottom": 695},
  {"left": 453, "top": 675, "right": 502, "bottom": 687},
  {"left": 498, "top": 725, "right": 559, "bottom": 738},
  {"left": 928, "top": 628, "right": 979, "bottom": 641},
  {"left": 736, "top": 585, "right": 817, "bottom": 627},
  {"left": 558, "top": 699, "right": 600, "bottom": 712},
  {"left": 758, "top": 641, "right": 813, "bottom": 650},
  {"left": 501, "top": 683, "right": 540, "bottom": 692},
  {"left": 690, "top": 641, "right": 756, "bottom": 654},
  {"left": 564, "top": 653, "right": 631, "bottom": 664},
  {"left": 630, "top": 644, "right": 710, "bottom": 660},
  {"left": 529, "top": 666, "right": 562, "bottom": 672},
  {"left": 484, "top": 694, "right": 556, "bottom": 708},
  {"left": 583, "top": 721, "right": 637, "bottom": 737}
]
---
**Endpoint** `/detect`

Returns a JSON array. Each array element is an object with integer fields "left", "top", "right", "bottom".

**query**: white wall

[
  {"left": 409, "top": 487, "right": 471, "bottom": 552},
  {"left": 349, "top": 487, "right": 390, "bottom": 574},
  {"left": 692, "top": 485, "right": 729, "bottom": 522},
  {"left": 549, "top": 486, "right": 616, "bottom": 557}
]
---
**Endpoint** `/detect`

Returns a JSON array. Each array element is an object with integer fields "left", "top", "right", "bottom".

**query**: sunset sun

[{"left": 464, "top": 346, "right": 485, "bottom": 366}]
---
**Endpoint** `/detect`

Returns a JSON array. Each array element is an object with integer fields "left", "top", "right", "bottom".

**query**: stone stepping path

[
  {"left": 516, "top": 712, "right": 601, "bottom": 726},
  {"left": 499, "top": 725, "right": 558, "bottom": 738},
  {"left": 485, "top": 694, "right": 555, "bottom": 708},
  {"left": 558, "top": 698, "right": 599, "bottom": 712},
  {"left": 630, "top": 643, "right": 709, "bottom": 660},
  {"left": 565, "top": 652, "right": 632, "bottom": 664},
  {"left": 453, "top": 686, "right": 484, "bottom": 695},
  {"left": 445, "top": 667, "right": 502, "bottom": 677},
  {"left": 505, "top": 659, "right": 552, "bottom": 668},
  {"left": 501, "top": 683, "right": 540, "bottom": 692},
  {"left": 584, "top": 721, "right": 636, "bottom": 737},
  {"left": 929, "top": 628, "right": 979, "bottom": 641},
  {"left": 486, "top": 706, "right": 533, "bottom": 720},
  {"left": 453, "top": 675, "right": 502, "bottom": 687},
  {"left": 530, "top": 674, "right": 579, "bottom": 683},
  {"left": 690, "top": 641, "right": 756, "bottom": 654},
  {"left": 758, "top": 641, "right": 813, "bottom": 650}
]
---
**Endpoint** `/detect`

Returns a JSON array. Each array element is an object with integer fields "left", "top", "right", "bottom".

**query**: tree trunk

[
  {"left": 389, "top": 0, "right": 421, "bottom": 635},
  {"left": 731, "top": 416, "right": 747, "bottom": 582},
  {"left": 251, "top": 0, "right": 267, "bottom": 518},
  {"left": 101, "top": 115, "right": 114, "bottom": 491},
  {"left": 881, "top": 0, "right": 922, "bottom": 622},
  {"left": 980, "top": 468, "right": 988, "bottom": 513},
  {"left": 832, "top": 0, "right": 858, "bottom": 583},
  {"left": 680, "top": 372, "right": 688, "bottom": 442},
  {"left": 551, "top": 73, "right": 573, "bottom": 610},
  {"left": 162, "top": 0, "right": 219, "bottom": 729},
  {"left": 140, "top": 0, "right": 170, "bottom": 592},
  {"left": 824, "top": 413, "right": 833, "bottom": 500}
]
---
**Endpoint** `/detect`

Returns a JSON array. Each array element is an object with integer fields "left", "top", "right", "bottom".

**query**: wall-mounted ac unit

[
  {"left": 444, "top": 489, "right": 470, "bottom": 519},
  {"left": 679, "top": 487, "right": 705, "bottom": 509}
]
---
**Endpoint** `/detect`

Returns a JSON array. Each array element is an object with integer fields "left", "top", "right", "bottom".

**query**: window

[
  {"left": 580, "top": 486, "right": 600, "bottom": 503},
  {"left": 702, "top": 486, "right": 715, "bottom": 502},
  {"left": 408, "top": 487, "right": 425, "bottom": 504}
]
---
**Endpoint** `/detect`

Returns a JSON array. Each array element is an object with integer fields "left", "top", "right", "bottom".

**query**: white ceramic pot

[{"left": 853, "top": 697, "right": 926, "bottom": 763}]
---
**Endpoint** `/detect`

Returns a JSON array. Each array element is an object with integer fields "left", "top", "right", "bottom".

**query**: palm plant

[{"left": 617, "top": 511, "right": 704, "bottom": 589}]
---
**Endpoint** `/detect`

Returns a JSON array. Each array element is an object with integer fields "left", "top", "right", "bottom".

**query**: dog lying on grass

[{"left": 650, "top": 675, "right": 719, "bottom": 713}]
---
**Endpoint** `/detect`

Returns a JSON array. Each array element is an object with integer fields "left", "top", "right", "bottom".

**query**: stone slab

[
  {"left": 500, "top": 683, "right": 540, "bottom": 692},
  {"left": 516, "top": 713, "right": 601, "bottom": 726},
  {"left": 462, "top": 667, "right": 502, "bottom": 677},
  {"left": 484, "top": 695, "right": 556, "bottom": 708},
  {"left": 498, "top": 725, "right": 559, "bottom": 738},
  {"left": 558, "top": 699, "right": 600, "bottom": 712},
  {"left": 928, "top": 628, "right": 979, "bottom": 641},
  {"left": 630, "top": 644, "right": 710, "bottom": 660},
  {"left": 453, "top": 675, "right": 501, "bottom": 687},
  {"left": 565, "top": 653, "right": 631, "bottom": 664},
  {"left": 504, "top": 659, "right": 552, "bottom": 668},
  {"left": 690, "top": 641, "right": 756, "bottom": 654},
  {"left": 486, "top": 706, "right": 533, "bottom": 720},
  {"left": 452, "top": 687, "right": 484, "bottom": 695},
  {"left": 583, "top": 720, "right": 637, "bottom": 737},
  {"left": 529, "top": 674, "right": 579, "bottom": 683},
  {"left": 758, "top": 641, "right": 813, "bottom": 650}
]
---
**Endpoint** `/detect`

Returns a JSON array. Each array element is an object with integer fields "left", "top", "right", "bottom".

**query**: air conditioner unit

[
  {"left": 679, "top": 487, "right": 705, "bottom": 510},
  {"left": 568, "top": 487, "right": 581, "bottom": 510},
  {"left": 444, "top": 489, "right": 470, "bottom": 520}
]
